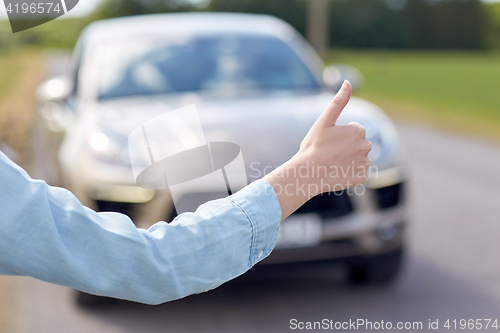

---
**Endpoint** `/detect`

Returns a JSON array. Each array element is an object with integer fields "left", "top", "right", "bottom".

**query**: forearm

[{"left": 0, "top": 152, "right": 280, "bottom": 304}]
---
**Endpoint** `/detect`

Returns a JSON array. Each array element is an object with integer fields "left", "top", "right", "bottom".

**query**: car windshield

[{"left": 94, "top": 34, "right": 322, "bottom": 100}]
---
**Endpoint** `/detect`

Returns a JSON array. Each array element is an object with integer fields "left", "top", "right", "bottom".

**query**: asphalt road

[{"left": 8, "top": 121, "right": 500, "bottom": 333}]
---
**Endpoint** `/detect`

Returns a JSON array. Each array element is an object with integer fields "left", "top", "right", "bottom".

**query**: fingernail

[{"left": 341, "top": 80, "right": 351, "bottom": 91}]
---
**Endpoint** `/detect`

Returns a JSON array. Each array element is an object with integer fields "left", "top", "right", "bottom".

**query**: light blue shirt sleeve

[{"left": 0, "top": 151, "right": 281, "bottom": 305}]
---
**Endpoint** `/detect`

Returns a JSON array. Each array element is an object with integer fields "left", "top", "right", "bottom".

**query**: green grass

[
  {"left": 0, "top": 47, "right": 43, "bottom": 165},
  {"left": 0, "top": 48, "right": 31, "bottom": 112},
  {"left": 0, "top": 47, "right": 40, "bottom": 104},
  {"left": 323, "top": 50, "right": 500, "bottom": 141}
]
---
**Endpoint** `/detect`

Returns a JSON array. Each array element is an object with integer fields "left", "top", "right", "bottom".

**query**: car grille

[
  {"left": 293, "top": 191, "right": 354, "bottom": 219},
  {"left": 374, "top": 182, "right": 403, "bottom": 209},
  {"left": 96, "top": 183, "right": 401, "bottom": 225},
  {"left": 166, "top": 206, "right": 178, "bottom": 223},
  {"left": 95, "top": 200, "right": 138, "bottom": 220},
  {"left": 167, "top": 191, "right": 354, "bottom": 222}
]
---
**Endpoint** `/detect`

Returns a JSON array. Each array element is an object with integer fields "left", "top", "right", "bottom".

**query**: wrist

[{"left": 263, "top": 155, "right": 321, "bottom": 221}]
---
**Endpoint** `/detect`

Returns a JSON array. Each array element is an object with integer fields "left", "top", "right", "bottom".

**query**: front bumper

[{"left": 262, "top": 180, "right": 407, "bottom": 264}]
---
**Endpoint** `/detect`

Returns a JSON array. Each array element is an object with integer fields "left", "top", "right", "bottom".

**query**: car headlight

[
  {"left": 359, "top": 114, "right": 405, "bottom": 190},
  {"left": 360, "top": 117, "right": 399, "bottom": 164},
  {"left": 89, "top": 132, "right": 131, "bottom": 166}
]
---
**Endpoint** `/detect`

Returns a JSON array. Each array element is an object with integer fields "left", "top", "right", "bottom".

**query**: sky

[{"left": 1, "top": 0, "right": 500, "bottom": 21}]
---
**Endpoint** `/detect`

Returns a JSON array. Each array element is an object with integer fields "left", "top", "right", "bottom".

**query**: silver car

[{"left": 34, "top": 13, "right": 408, "bottom": 295}]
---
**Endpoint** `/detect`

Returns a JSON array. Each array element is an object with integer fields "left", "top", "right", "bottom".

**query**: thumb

[{"left": 315, "top": 80, "right": 352, "bottom": 128}]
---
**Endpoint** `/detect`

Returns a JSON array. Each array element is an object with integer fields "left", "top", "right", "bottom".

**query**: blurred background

[{"left": 1, "top": 0, "right": 500, "bottom": 332}]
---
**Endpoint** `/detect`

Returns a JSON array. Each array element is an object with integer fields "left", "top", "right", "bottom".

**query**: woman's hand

[{"left": 264, "top": 80, "right": 372, "bottom": 221}]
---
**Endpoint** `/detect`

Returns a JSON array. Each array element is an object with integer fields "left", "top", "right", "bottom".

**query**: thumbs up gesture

[
  {"left": 264, "top": 80, "right": 372, "bottom": 220},
  {"left": 298, "top": 80, "right": 372, "bottom": 190}
]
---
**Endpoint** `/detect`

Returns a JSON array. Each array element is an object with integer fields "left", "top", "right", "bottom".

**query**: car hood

[{"left": 85, "top": 91, "right": 388, "bottom": 180}]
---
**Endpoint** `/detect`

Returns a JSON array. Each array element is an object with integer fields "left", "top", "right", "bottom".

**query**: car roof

[{"left": 82, "top": 13, "right": 297, "bottom": 44}]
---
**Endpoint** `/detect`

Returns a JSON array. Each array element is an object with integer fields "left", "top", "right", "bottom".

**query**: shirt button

[{"left": 258, "top": 251, "right": 263, "bottom": 258}]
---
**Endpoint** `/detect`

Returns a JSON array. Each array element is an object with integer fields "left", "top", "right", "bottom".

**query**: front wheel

[{"left": 348, "top": 247, "right": 404, "bottom": 284}]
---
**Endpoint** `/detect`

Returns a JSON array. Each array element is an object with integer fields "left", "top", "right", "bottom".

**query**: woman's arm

[
  {"left": 0, "top": 155, "right": 281, "bottom": 304},
  {"left": 0, "top": 81, "right": 369, "bottom": 304}
]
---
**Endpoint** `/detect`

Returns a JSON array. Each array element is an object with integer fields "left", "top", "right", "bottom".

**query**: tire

[{"left": 348, "top": 247, "right": 404, "bottom": 285}]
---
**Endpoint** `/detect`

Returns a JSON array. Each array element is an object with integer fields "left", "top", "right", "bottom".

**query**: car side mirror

[{"left": 323, "top": 64, "right": 364, "bottom": 92}]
